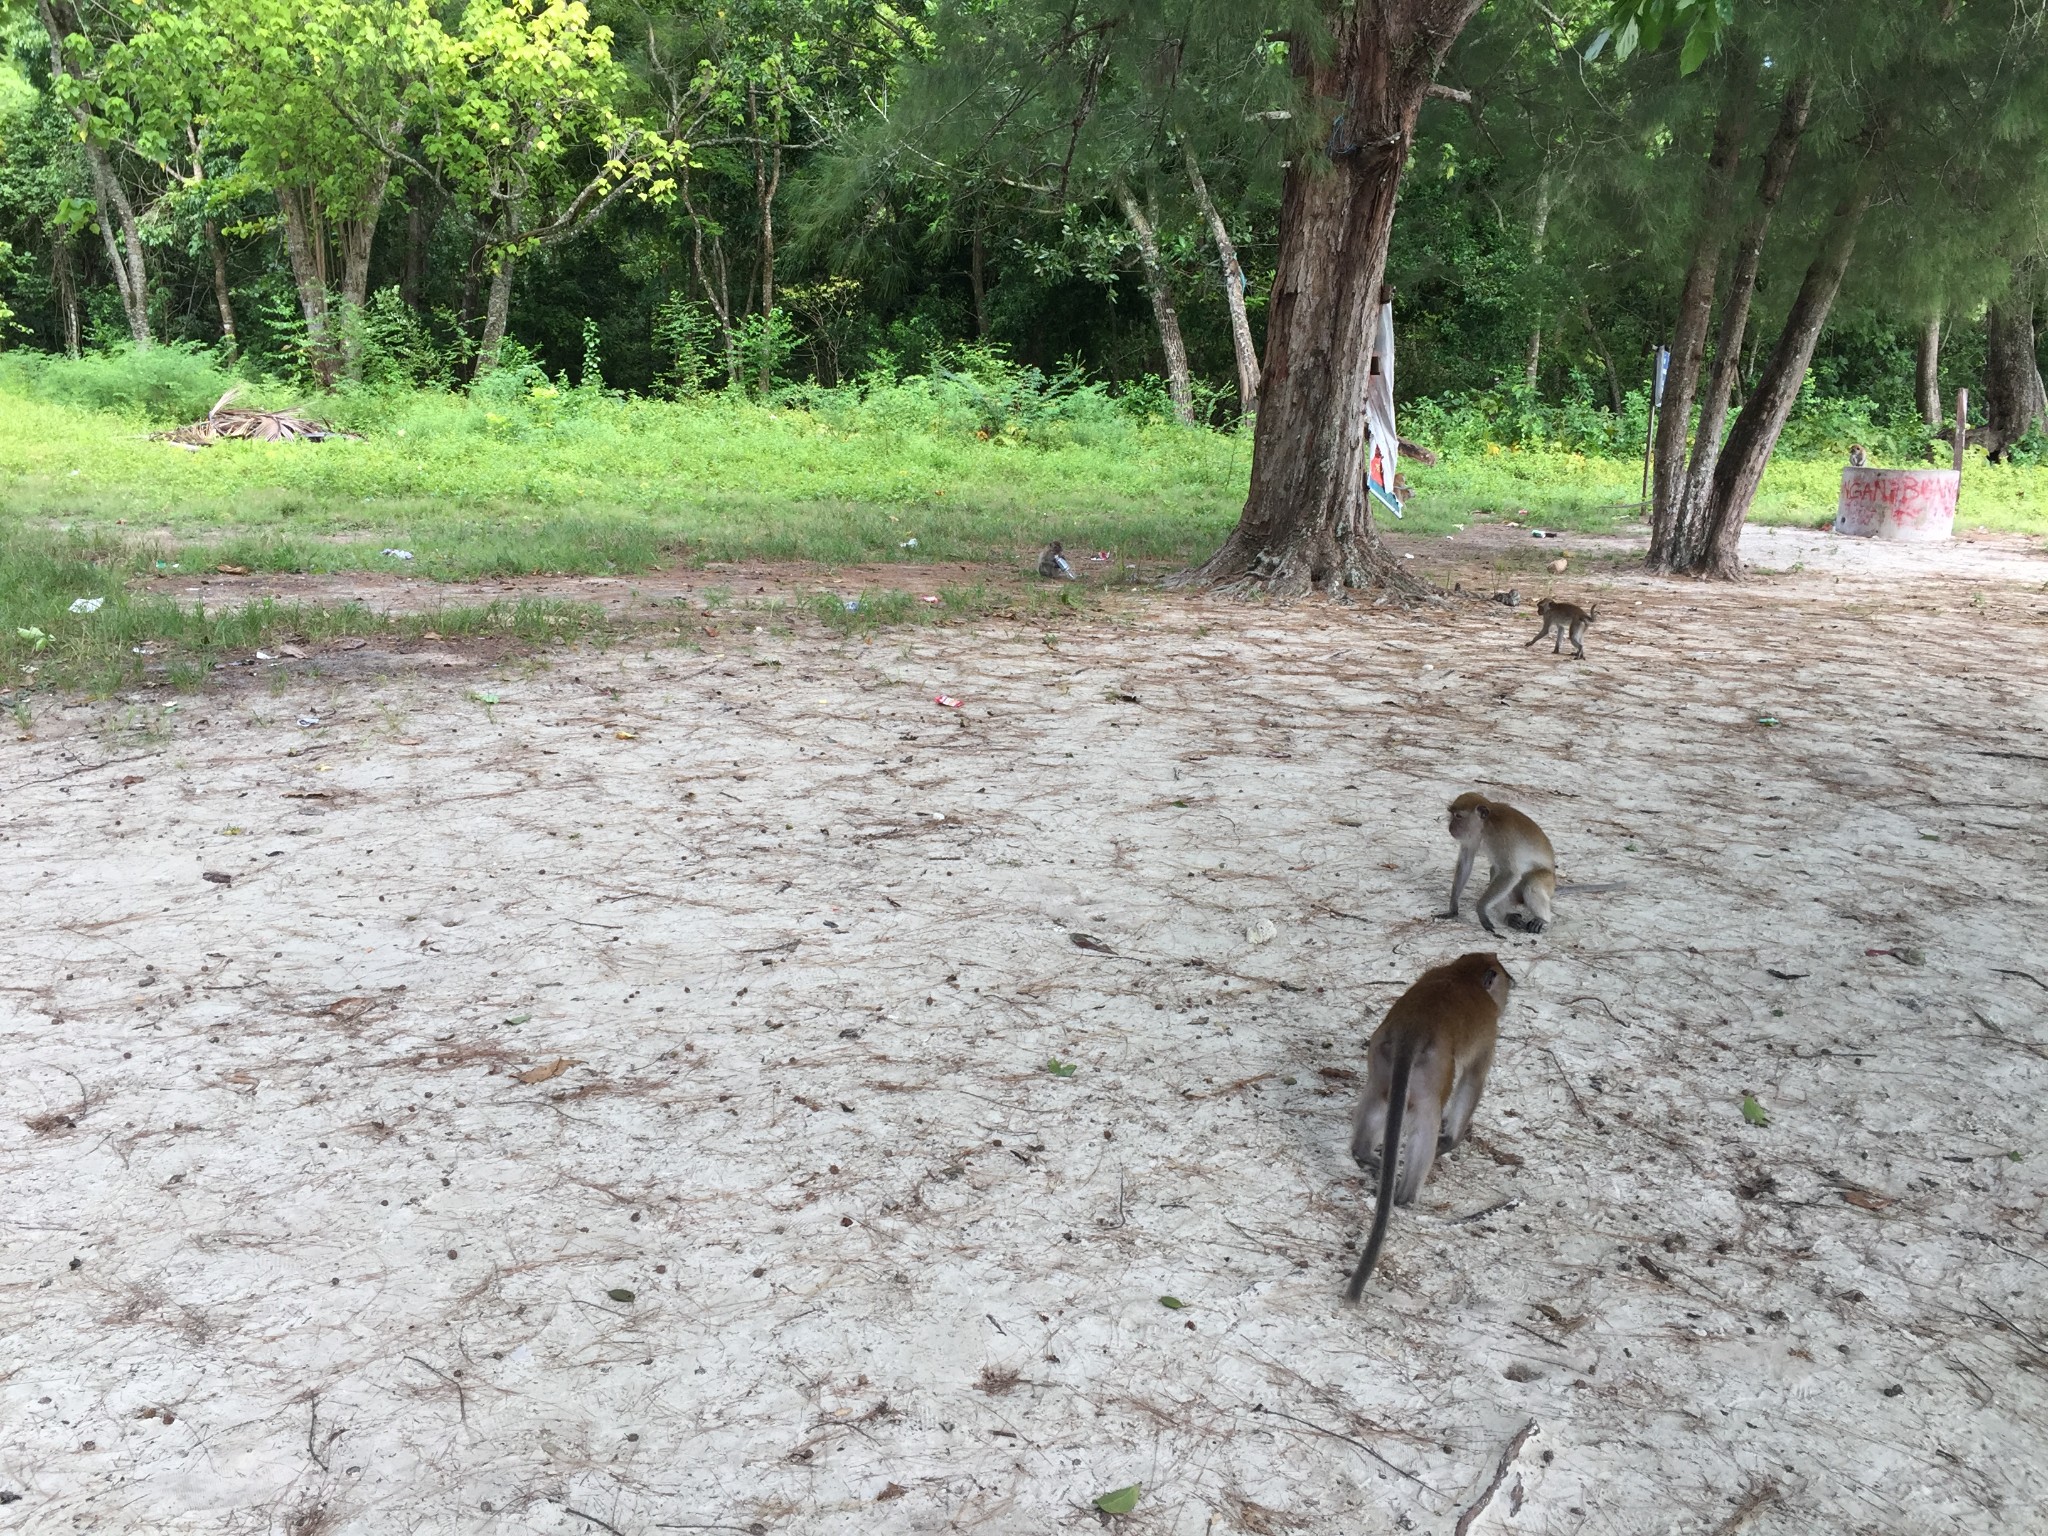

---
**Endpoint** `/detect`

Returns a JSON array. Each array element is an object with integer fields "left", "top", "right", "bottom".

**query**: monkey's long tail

[{"left": 1346, "top": 1041, "right": 1414, "bottom": 1302}]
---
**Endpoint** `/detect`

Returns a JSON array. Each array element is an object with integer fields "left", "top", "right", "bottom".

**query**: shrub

[{"left": 0, "top": 342, "right": 260, "bottom": 423}]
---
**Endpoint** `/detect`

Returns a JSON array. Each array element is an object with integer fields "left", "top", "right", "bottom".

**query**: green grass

[
  {"left": 7, "top": 381, "right": 2045, "bottom": 582},
  {"left": 0, "top": 525, "right": 603, "bottom": 695}
]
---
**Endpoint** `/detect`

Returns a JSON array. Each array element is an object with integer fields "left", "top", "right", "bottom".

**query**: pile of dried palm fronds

[{"left": 157, "top": 389, "right": 361, "bottom": 448}]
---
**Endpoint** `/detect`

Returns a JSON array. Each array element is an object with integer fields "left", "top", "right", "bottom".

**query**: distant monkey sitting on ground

[
  {"left": 1346, "top": 951, "right": 1512, "bottom": 1300},
  {"left": 1442, "top": 792, "right": 1555, "bottom": 935},
  {"left": 1037, "top": 541, "right": 1075, "bottom": 579},
  {"left": 1847, "top": 443, "right": 1868, "bottom": 468},
  {"left": 1525, "top": 597, "right": 1594, "bottom": 659}
]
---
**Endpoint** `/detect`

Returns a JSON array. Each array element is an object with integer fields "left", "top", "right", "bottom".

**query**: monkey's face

[{"left": 1448, "top": 806, "right": 1483, "bottom": 844}]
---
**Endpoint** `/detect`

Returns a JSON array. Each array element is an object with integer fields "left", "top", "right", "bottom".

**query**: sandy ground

[{"left": 4, "top": 524, "right": 2048, "bottom": 1536}]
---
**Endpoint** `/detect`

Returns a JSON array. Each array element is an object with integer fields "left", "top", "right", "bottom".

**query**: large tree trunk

[
  {"left": 1647, "top": 86, "right": 1750, "bottom": 568},
  {"left": 1185, "top": 144, "right": 1260, "bottom": 415},
  {"left": 1690, "top": 188, "right": 1872, "bottom": 579},
  {"left": 1177, "top": 0, "right": 1483, "bottom": 598},
  {"left": 1981, "top": 289, "right": 2046, "bottom": 461},
  {"left": 1914, "top": 314, "right": 1943, "bottom": 428},
  {"left": 52, "top": 234, "right": 81, "bottom": 357},
  {"left": 1116, "top": 181, "right": 1196, "bottom": 427},
  {"left": 37, "top": 0, "right": 150, "bottom": 346},
  {"left": 278, "top": 184, "right": 336, "bottom": 388},
  {"left": 401, "top": 174, "right": 438, "bottom": 314},
  {"left": 1674, "top": 73, "right": 1812, "bottom": 566},
  {"left": 969, "top": 224, "right": 989, "bottom": 339},
  {"left": 336, "top": 160, "right": 391, "bottom": 315}
]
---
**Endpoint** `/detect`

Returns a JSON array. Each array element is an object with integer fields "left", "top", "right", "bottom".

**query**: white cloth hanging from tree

[{"left": 1365, "top": 300, "right": 1401, "bottom": 518}]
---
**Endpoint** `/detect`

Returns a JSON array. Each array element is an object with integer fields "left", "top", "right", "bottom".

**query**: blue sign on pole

[{"left": 1653, "top": 346, "right": 1671, "bottom": 407}]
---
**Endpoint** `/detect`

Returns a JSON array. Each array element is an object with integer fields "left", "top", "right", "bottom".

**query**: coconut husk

[{"left": 157, "top": 389, "right": 361, "bottom": 447}]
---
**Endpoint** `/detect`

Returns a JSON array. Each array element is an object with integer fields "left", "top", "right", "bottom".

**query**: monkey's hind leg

[
  {"left": 1392, "top": 1080, "right": 1442, "bottom": 1205},
  {"left": 1569, "top": 620, "right": 1587, "bottom": 659},
  {"left": 1437, "top": 1045, "right": 1496, "bottom": 1154},
  {"left": 1515, "top": 871, "right": 1555, "bottom": 935},
  {"left": 1475, "top": 869, "right": 1518, "bottom": 935}
]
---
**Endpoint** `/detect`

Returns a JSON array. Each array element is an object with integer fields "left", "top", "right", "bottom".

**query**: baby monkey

[
  {"left": 1346, "top": 951, "right": 1511, "bottom": 1300},
  {"left": 1525, "top": 597, "right": 1594, "bottom": 659},
  {"left": 1442, "top": 792, "right": 1555, "bottom": 935},
  {"left": 1037, "top": 541, "right": 1076, "bottom": 579}
]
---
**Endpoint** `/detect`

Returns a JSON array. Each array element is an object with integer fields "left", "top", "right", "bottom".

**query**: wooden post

[{"left": 1952, "top": 388, "right": 1968, "bottom": 472}]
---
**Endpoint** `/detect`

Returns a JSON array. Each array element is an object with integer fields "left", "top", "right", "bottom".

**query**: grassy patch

[
  {"left": 1, "top": 526, "right": 603, "bottom": 696},
  {"left": 4, "top": 375, "right": 2044, "bottom": 595}
]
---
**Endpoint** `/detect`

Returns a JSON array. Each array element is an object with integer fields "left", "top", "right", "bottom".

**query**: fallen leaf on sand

[
  {"left": 1069, "top": 932, "right": 1116, "bottom": 954},
  {"left": 876, "top": 1483, "right": 908, "bottom": 1502},
  {"left": 515, "top": 1058, "right": 578, "bottom": 1085},
  {"left": 1840, "top": 1188, "right": 1894, "bottom": 1212},
  {"left": 202, "top": 871, "right": 233, "bottom": 885},
  {"left": 216, "top": 564, "right": 250, "bottom": 575}
]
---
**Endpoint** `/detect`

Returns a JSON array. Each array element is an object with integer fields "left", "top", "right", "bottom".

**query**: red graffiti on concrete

[{"left": 1836, "top": 468, "right": 1957, "bottom": 541}]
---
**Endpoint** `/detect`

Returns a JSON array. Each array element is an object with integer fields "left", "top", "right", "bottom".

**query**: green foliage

[{"left": 0, "top": 340, "right": 258, "bottom": 420}]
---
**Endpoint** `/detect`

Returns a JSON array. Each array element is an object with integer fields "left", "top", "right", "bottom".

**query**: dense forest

[{"left": 2, "top": 0, "right": 2046, "bottom": 479}]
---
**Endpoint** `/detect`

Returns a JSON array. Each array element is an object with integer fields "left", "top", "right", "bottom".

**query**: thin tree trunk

[
  {"left": 52, "top": 234, "right": 81, "bottom": 357},
  {"left": 1675, "top": 73, "right": 1813, "bottom": 565},
  {"left": 278, "top": 185, "right": 336, "bottom": 387},
  {"left": 1579, "top": 299, "right": 1623, "bottom": 414},
  {"left": 1914, "top": 314, "right": 1943, "bottom": 427},
  {"left": 37, "top": 0, "right": 150, "bottom": 346},
  {"left": 1115, "top": 181, "right": 1196, "bottom": 427},
  {"left": 205, "top": 219, "right": 236, "bottom": 349},
  {"left": 1184, "top": 143, "right": 1260, "bottom": 414},
  {"left": 1982, "top": 288, "right": 2046, "bottom": 461},
  {"left": 969, "top": 224, "right": 989, "bottom": 339},
  {"left": 1524, "top": 166, "right": 1550, "bottom": 391},
  {"left": 186, "top": 129, "right": 236, "bottom": 350},
  {"left": 1178, "top": 0, "right": 1484, "bottom": 597},
  {"left": 1648, "top": 79, "right": 1751, "bottom": 568},
  {"left": 1692, "top": 188, "right": 1873, "bottom": 579},
  {"left": 476, "top": 255, "right": 518, "bottom": 376},
  {"left": 683, "top": 170, "right": 740, "bottom": 387},
  {"left": 337, "top": 161, "right": 391, "bottom": 314},
  {"left": 402, "top": 175, "right": 434, "bottom": 313}
]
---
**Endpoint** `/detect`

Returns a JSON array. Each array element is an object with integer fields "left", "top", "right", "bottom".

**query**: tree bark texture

[
  {"left": 205, "top": 218, "right": 236, "bottom": 348},
  {"left": 1177, "top": 0, "right": 1483, "bottom": 598},
  {"left": 1647, "top": 93, "right": 1749, "bottom": 568},
  {"left": 1579, "top": 299, "right": 1623, "bottom": 414},
  {"left": 475, "top": 202, "right": 523, "bottom": 378},
  {"left": 1914, "top": 314, "right": 1943, "bottom": 427},
  {"left": 1185, "top": 144, "right": 1260, "bottom": 414},
  {"left": 1116, "top": 182, "right": 1196, "bottom": 427},
  {"left": 37, "top": 0, "right": 150, "bottom": 346},
  {"left": 1981, "top": 291, "right": 2045, "bottom": 461},
  {"left": 52, "top": 235, "right": 81, "bottom": 357},
  {"left": 970, "top": 225, "right": 989, "bottom": 339},
  {"left": 1674, "top": 73, "right": 1812, "bottom": 565},
  {"left": 1691, "top": 188, "right": 1872, "bottom": 579},
  {"left": 278, "top": 185, "right": 336, "bottom": 387},
  {"left": 402, "top": 175, "right": 435, "bottom": 314},
  {"left": 749, "top": 85, "right": 784, "bottom": 393},
  {"left": 1524, "top": 167, "right": 1550, "bottom": 391}
]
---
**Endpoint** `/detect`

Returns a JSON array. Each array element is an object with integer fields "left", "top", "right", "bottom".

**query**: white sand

[{"left": 4, "top": 526, "right": 2046, "bottom": 1535}]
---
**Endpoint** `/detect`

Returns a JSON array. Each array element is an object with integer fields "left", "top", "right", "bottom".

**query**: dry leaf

[
  {"left": 515, "top": 1058, "right": 578, "bottom": 1085},
  {"left": 216, "top": 564, "right": 250, "bottom": 575},
  {"left": 1840, "top": 1188, "right": 1894, "bottom": 1211},
  {"left": 876, "top": 1483, "right": 908, "bottom": 1502},
  {"left": 278, "top": 645, "right": 306, "bottom": 659}
]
